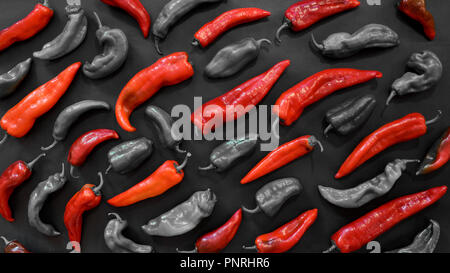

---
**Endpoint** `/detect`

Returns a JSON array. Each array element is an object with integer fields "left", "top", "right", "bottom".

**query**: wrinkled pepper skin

[
  {"left": 319, "top": 159, "right": 419, "bottom": 208},
  {"left": 387, "top": 51, "right": 442, "bottom": 105},
  {"left": 398, "top": 0, "right": 435, "bottom": 40},
  {"left": 324, "top": 95, "right": 376, "bottom": 136},
  {"left": 0, "top": 58, "right": 32, "bottom": 99},
  {"left": 241, "top": 135, "right": 323, "bottom": 184},
  {"left": 386, "top": 219, "right": 439, "bottom": 253},
  {"left": 328, "top": 186, "right": 447, "bottom": 253},
  {"left": 311, "top": 24, "right": 400, "bottom": 58},
  {"left": 193, "top": 8, "right": 271, "bottom": 48},
  {"left": 0, "top": 1, "right": 53, "bottom": 52},
  {"left": 104, "top": 213, "right": 153, "bottom": 253},
  {"left": 83, "top": 12, "right": 128, "bottom": 79},
  {"left": 243, "top": 178, "right": 302, "bottom": 217},
  {"left": 205, "top": 38, "right": 271, "bottom": 79},
  {"left": 417, "top": 127, "right": 450, "bottom": 175},
  {"left": 1, "top": 62, "right": 81, "bottom": 138},
  {"left": 142, "top": 189, "right": 217, "bottom": 237},
  {"left": 107, "top": 137, "right": 153, "bottom": 175},
  {"left": 115, "top": 52, "right": 194, "bottom": 132},
  {"left": 1, "top": 237, "right": 30, "bottom": 253},
  {"left": 101, "top": 0, "right": 151, "bottom": 38},
  {"left": 33, "top": 2, "right": 87, "bottom": 60}
]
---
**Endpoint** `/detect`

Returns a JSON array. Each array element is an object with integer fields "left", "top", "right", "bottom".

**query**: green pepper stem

[
  {"left": 69, "top": 165, "right": 80, "bottom": 179},
  {"left": 242, "top": 206, "right": 261, "bottom": 214},
  {"left": 175, "top": 152, "right": 192, "bottom": 172},
  {"left": 108, "top": 212, "right": 122, "bottom": 221},
  {"left": 0, "top": 236, "right": 11, "bottom": 245},
  {"left": 93, "top": 12, "right": 103, "bottom": 29},
  {"left": 323, "top": 244, "right": 337, "bottom": 253},
  {"left": 176, "top": 247, "right": 197, "bottom": 253},
  {"left": 42, "top": 0, "right": 49, "bottom": 7},
  {"left": 93, "top": 172, "right": 104, "bottom": 193},
  {"left": 242, "top": 245, "right": 257, "bottom": 251},
  {"left": 275, "top": 22, "right": 289, "bottom": 44},
  {"left": 310, "top": 34, "right": 324, "bottom": 51},
  {"left": 26, "top": 153, "right": 46, "bottom": 169},
  {"left": 0, "top": 133, "right": 8, "bottom": 146},
  {"left": 323, "top": 124, "right": 333, "bottom": 137},
  {"left": 256, "top": 38, "right": 272, "bottom": 48},
  {"left": 425, "top": 110, "right": 442, "bottom": 126},
  {"left": 154, "top": 37, "right": 162, "bottom": 55},
  {"left": 310, "top": 136, "right": 324, "bottom": 152},
  {"left": 105, "top": 165, "right": 112, "bottom": 175},
  {"left": 175, "top": 143, "right": 186, "bottom": 154},
  {"left": 60, "top": 163, "right": 65, "bottom": 177},
  {"left": 198, "top": 163, "right": 216, "bottom": 171},
  {"left": 41, "top": 139, "right": 58, "bottom": 151},
  {"left": 385, "top": 91, "right": 397, "bottom": 106},
  {"left": 191, "top": 39, "right": 200, "bottom": 47}
]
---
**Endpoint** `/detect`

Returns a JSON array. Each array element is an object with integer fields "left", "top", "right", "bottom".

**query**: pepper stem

[
  {"left": 175, "top": 143, "right": 187, "bottom": 154},
  {"left": 192, "top": 39, "right": 200, "bottom": 47},
  {"left": 176, "top": 247, "right": 197, "bottom": 253},
  {"left": 401, "top": 159, "right": 421, "bottom": 164},
  {"left": 310, "top": 136, "right": 324, "bottom": 152},
  {"left": 26, "top": 153, "right": 46, "bottom": 169},
  {"left": 242, "top": 206, "right": 261, "bottom": 214},
  {"left": 93, "top": 12, "right": 103, "bottom": 29},
  {"left": 256, "top": 38, "right": 272, "bottom": 48},
  {"left": 242, "top": 245, "right": 257, "bottom": 251},
  {"left": 385, "top": 91, "right": 397, "bottom": 106},
  {"left": 60, "top": 163, "right": 65, "bottom": 177},
  {"left": 198, "top": 163, "right": 216, "bottom": 171},
  {"left": 0, "top": 236, "right": 11, "bottom": 245},
  {"left": 323, "top": 124, "right": 333, "bottom": 137},
  {"left": 154, "top": 37, "right": 162, "bottom": 55},
  {"left": 275, "top": 22, "right": 289, "bottom": 44},
  {"left": 175, "top": 152, "right": 192, "bottom": 173},
  {"left": 425, "top": 110, "right": 442, "bottom": 126},
  {"left": 42, "top": 0, "right": 49, "bottom": 7},
  {"left": 323, "top": 244, "right": 337, "bottom": 253},
  {"left": 108, "top": 212, "right": 122, "bottom": 221},
  {"left": 310, "top": 34, "right": 324, "bottom": 51},
  {"left": 40, "top": 139, "right": 58, "bottom": 151},
  {"left": 0, "top": 133, "right": 8, "bottom": 146},
  {"left": 105, "top": 165, "right": 112, "bottom": 175},
  {"left": 70, "top": 165, "right": 79, "bottom": 179},
  {"left": 93, "top": 172, "right": 104, "bottom": 193}
]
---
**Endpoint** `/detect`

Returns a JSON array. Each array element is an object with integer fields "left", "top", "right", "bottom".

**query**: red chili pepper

[
  {"left": 326, "top": 186, "right": 447, "bottom": 253},
  {"left": 64, "top": 172, "right": 104, "bottom": 247},
  {"left": 243, "top": 208, "right": 317, "bottom": 253},
  {"left": 273, "top": 68, "right": 382, "bottom": 126},
  {"left": 107, "top": 153, "right": 191, "bottom": 207},
  {"left": 416, "top": 127, "right": 450, "bottom": 175},
  {"left": 115, "top": 52, "right": 194, "bottom": 132},
  {"left": 241, "top": 135, "right": 323, "bottom": 184},
  {"left": 191, "top": 60, "right": 290, "bottom": 135},
  {"left": 0, "top": 0, "right": 53, "bottom": 52},
  {"left": 398, "top": 0, "right": 435, "bottom": 40},
  {"left": 100, "top": 0, "right": 151, "bottom": 38},
  {"left": 1, "top": 236, "right": 30, "bottom": 253},
  {"left": 0, "top": 153, "right": 45, "bottom": 222},
  {"left": 335, "top": 111, "right": 441, "bottom": 179},
  {"left": 275, "top": 0, "right": 360, "bottom": 43},
  {"left": 193, "top": 8, "right": 271, "bottom": 48}
]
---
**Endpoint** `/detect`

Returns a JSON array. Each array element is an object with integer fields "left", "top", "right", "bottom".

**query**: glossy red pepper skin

[
  {"left": 398, "top": 0, "right": 435, "bottom": 40},
  {"left": 336, "top": 113, "right": 429, "bottom": 179},
  {"left": 0, "top": 1, "right": 53, "bottom": 52},
  {"left": 191, "top": 60, "right": 290, "bottom": 135},
  {"left": 3, "top": 240, "right": 30, "bottom": 253},
  {"left": 417, "top": 127, "right": 450, "bottom": 175},
  {"left": 193, "top": 8, "right": 271, "bottom": 48},
  {"left": 101, "top": 0, "right": 151, "bottom": 38},
  {"left": 115, "top": 52, "right": 194, "bottom": 132},
  {"left": 1, "top": 62, "right": 81, "bottom": 138},
  {"left": 330, "top": 186, "right": 447, "bottom": 253},
  {"left": 274, "top": 68, "right": 382, "bottom": 126},
  {"left": 68, "top": 129, "right": 119, "bottom": 167}
]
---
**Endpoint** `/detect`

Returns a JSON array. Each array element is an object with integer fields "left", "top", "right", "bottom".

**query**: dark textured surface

[{"left": 0, "top": 0, "right": 449, "bottom": 253}]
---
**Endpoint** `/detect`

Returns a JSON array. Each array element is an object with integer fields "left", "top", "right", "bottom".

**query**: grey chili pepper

[
  {"left": 41, "top": 100, "right": 111, "bottom": 151},
  {"left": 83, "top": 12, "right": 128, "bottom": 79},
  {"left": 243, "top": 177, "right": 302, "bottom": 217},
  {"left": 145, "top": 105, "right": 185, "bottom": 153},
  {"left": 324, "top": 95, "right": 376, "bottom": 136},
  {"left": 311, "top": 24, "right": 400, "bottom": 59},
  {"left": 141, "top": 189, "right": 217, "bottom": 237},
  {"left": 152, "top": 0, "right": 225, "bottom": 54},
  {"left": 106, "top": 137, "right": 153, "bottom": 174},
  {"left": 205, "top": 38, "right": 271, "bottom": 78},
  {"left": 27, "top": 163, "right": 67, "bottom": 237},
  {"left": 0, "top": 58, "right": 32, "bottom": 99},
  {"left": 33, "top": 0, "right": 87, "bottom": 60},
  {"left": 198, "top": 134, "right": 258, "bottom": 172},
  {"left": 387, "top": 50, "right": 443, "bottom": 105},
  {"left": 318, "top": 159, "right": 419, "bottom": 208},
  {"left": 385, "top": 220, "right": 440, "bottom": 253},
  {"left": 104, "top": 213, "right": 154, "bottom": 253}
]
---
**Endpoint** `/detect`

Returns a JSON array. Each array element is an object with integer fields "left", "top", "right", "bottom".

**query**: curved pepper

[
  {"left": 106, "top": 137, "right": 153, "bottom": 174},
  {"left": 311, "top": 24, "right": 400, "bottom": 59},
  {"left": 274, "top": 68, "right": 382, "bottom": 126},
  {"left": 115, "top": 52, "right": 194, "bottom": 132},
  {"left": 398, "top": 0, "right": 435, "bottom": 40},
  {"left": 0, "top": 58, "right": 32, "bottom": 99},
  {"left": 416, "top": 127, "right": 450, "bottom": 175},
  {"left": 101, "top": 0, "right": 150, "bottom": 38},
  {"left": 335, "top": 111, "right": 441, "bottom": 178},
  {"left": 241, "top": 135, "right": 323, "bottom": 184},
  {"left": 385, "top": 219, "right": 439, "bottom": 253},
  {"left": 0, "top": 0, "right": 53, "bottom": 52},
  {"left": 1, "top": 236, "right": 30, "bottom": 253},
  {"left": 275, "top": 0, "right": 360, "bottom": 43},
  {"left": 193, "top": 8, "right": 271, "bottom": 48}
]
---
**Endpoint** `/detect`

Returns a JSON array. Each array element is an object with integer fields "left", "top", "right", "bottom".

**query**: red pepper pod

[
  {"left": 193, "top": 8, "right": 271, "bottom": 48},
  {"left": 417, "top": 127, "right": 450, "bottom": 175},
  {"left": 273, "top": 68, "right": 382, "bottom": 126},
  {"left": 398, "top": 0, "right": 435, "bottom": 40},
  {"left": 329, "top": 186, "right": 447, "bottom": 253},
  {"left": 115, "top": 52, "right": 194, "bottom": 132},
  {"left": 1, "top": 236, "right": 30, "bottom": 253},
  {"left": 241, "top": 135, "right": 323, "bottom": 184},
  {"left": 0, "top": 0, "right": 54, "bottom": 52}
]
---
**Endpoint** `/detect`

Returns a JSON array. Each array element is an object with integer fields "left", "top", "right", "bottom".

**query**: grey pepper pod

[
  {"left": 385, "top": 220, "right": 440, "bottom": 253},
  {"left": 141, "top": 189, "right": 217, "bottom": 237},
  {"left": 106, "top": 137, "right": 153, "bottom": 174},
  {"left": 205, "top": 38, "right": 271, "bottom": 78},
  {"left": 0, "top": 58, "right": 32, "bottom": 99},
  {"left": 311, "top": 24, "right": 400, "bottom": 58}
]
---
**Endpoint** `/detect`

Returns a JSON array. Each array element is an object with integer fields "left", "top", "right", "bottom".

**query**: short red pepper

[
  {"left": 416, "top": 127, "right": 450, "bottom": 175},
  {"left": 398, "top": 0, "right": 435, "bottom": 40},
  {"left": 1, "top": 236, "right": 30, "bottom": 253}
]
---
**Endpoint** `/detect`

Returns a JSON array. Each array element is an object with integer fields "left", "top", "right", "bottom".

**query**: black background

[{"left": 0, "top": 0, "right": 449, "bottom": 253}]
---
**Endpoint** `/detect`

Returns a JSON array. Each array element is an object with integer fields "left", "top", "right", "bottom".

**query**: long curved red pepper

[
  {"left": 191, "top": 60, "right": 290, "bottom": 135},
  {"left": 398, "top": 0, "right": 435, "bottom": 40},
  {"left": 193, "top": 8, "right": 271, "bottom": 48},
  {"left": 100, "top": 0, "right": 151, "bottom": 38},
  {"left": 243, "top": 208, "right": 317, "bottom": 253},
  {"left": 327, "top": 185, "right": 447, "bottom": 253},
  {"left": 416, "top": 127, "right": 450, "bottom": 175},
  {"left": 115, "top": 52, "right": 194, "bottom": 132},
  {"left": 0, "top": 0, "right": 53, "bottom": 52},
  {"left": 241, "top": 135, "right": 323, "bottom": 184},
  {"left": 273, "top": 68, "right": 382, "bottom": 126},
  {"left": 0, "top": 153, "right": 45, "bottom": 222},
  {"left": 108, "top": 153, "right": 191, "bottom": 207},
  {"left": 64, "top": 172, "right": 104, "bottom": 248},
  {"left": 335, "top": 111, "right": 441, "bottom": 179},
  {"left": 275, "top": 0, "right": 360, "bottom": 43}
]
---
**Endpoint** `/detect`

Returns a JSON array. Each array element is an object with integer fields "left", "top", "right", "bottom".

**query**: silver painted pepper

[
  {"left": 0, "top": 58, "right": 32, "bottom": 99},
  {"left": 106, "top": 137, "right": 153, "bottom": 174},
  {"left": 385, "top": 220, "right": 440, "bottom": 253}
]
